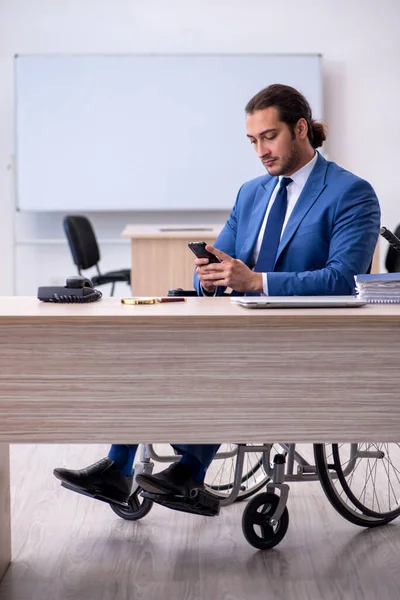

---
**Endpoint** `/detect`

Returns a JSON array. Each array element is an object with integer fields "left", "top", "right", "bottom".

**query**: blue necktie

[{"left": 254, "top": 177, "right": 292, "bottom": 273}]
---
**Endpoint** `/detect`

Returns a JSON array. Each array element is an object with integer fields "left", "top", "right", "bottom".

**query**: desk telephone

[{"left": 37, "top": 276, "right": 102, "bottom": 303}]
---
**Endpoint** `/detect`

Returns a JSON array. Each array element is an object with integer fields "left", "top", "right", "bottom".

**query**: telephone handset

[{"left": 37, "top": 276, "right": 103, "bottom": 303}]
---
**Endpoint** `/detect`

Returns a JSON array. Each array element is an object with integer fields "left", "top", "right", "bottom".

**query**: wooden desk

[
  {"left": 121, "top": 224, "right": 222, "bottom": 296},
  {"left": 122, "top": 224, "right": 381, "bottom": 295},
  {"left": 1, "top": 296, "right": 399, "bottom": 580}
]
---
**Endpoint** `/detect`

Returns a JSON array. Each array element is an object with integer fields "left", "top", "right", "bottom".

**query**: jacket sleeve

[{"left": 266, "top": 180, "right": 381, "bottom": 296}]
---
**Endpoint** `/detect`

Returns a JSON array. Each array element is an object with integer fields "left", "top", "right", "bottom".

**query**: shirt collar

[{"left": 279, "top": 151, "right": 318, "bottom": 189}]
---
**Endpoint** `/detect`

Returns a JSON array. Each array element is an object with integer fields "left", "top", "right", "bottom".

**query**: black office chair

[
  {"left": 63, "top": 215, "right": 131, "bottom": 296},
  {"left": 384, "top": 224, "right": 400, "bottom": 273}
]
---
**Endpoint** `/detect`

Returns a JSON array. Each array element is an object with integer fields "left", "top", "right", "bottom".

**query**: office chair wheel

[
  {"left": 109, "top": 488, "right": 153, "bottom": 521},
  {"left": 242, "top": 492, "right": 289, "bottom": 550},
  {"left": 314, "top": 443, "right": 400, "bottom": 527},
  {"left": 203, "top": 443, "right": 270, "bottom": 501}
]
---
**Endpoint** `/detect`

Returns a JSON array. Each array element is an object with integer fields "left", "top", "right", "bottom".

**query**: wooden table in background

[
  {"left": 121, "top": 224, "right": 222, "bottom": 296},
  {"left": 371, "top": 242, "right": 380, "bottom": 273}
]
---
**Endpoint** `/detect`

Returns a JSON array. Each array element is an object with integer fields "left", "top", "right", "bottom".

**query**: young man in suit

[
  {"left": 135, "top": 83, "right": 381, "bottom": 501},
  {"left": 54, "top": 84, "right": 380, "bottom": 510}
]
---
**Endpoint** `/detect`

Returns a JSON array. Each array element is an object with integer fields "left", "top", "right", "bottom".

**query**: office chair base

[
  {"left": 60, "top": 481, "right": 129, "bottom": 507},
  {"left": 141, "top": 489, "right": 220, "bottom": 517}
]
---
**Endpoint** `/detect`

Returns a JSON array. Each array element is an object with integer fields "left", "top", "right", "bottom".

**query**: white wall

[{"left": 1, "top": 0, "right": 400, "bottom": 294}]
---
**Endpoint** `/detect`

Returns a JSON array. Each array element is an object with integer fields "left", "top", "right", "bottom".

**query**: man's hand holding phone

[
  {"left": 189, "top": 242, "right": 263, "bottom": 294},
  {"left": 194, "top": 254, "right": 218, "bottom": 294},
  {"left": 188, "top": 241, "right": 220, "bottom": 293}
]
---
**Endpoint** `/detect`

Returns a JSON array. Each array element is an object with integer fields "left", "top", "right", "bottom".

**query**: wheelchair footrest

[
  {"left": 141, "top": 488, "right": 220, "bottom": 517},
  {"left": 60, "top": 481, "right": 129, "bottom": 507}
]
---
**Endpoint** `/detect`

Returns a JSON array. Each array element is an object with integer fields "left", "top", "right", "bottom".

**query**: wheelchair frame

[{"left": 113, "top": 442, "right": 400, "bottom": 550}]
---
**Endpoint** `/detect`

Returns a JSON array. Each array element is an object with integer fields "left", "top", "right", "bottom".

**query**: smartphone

[{"left": 188, "top": 241, "right": 220, "bottom": 263}]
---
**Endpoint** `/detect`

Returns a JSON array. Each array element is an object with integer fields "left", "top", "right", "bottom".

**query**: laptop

[{"left": 230, "top": 296, "right": 367, "bottom": 309}]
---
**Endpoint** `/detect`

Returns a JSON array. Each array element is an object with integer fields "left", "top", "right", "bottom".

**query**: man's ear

[{"left": 296, "top": 118, "right": 308, "bottom": 140}]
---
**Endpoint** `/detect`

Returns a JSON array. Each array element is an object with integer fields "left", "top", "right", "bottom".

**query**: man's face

[{"left": 246, "top": 107, "right": 302, "bottom": 176}]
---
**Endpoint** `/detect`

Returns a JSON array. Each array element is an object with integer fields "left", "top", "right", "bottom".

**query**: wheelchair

[
  {"left": 107, "top": 442, "right": 400, "bottom": 550},
  {"left": 111, "top": 274, "right": 400, "bottom": 547},
  {"left": 65, "top": 241, "right": 400, "bottom": 551},
  {"left": 112, "top": 270, "right": 400, "bottom": 548}
]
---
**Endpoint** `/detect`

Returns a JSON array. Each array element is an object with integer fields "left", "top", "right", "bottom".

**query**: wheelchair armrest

[
  {"left": 168, "top": 287, "right": 230, "bottom": 297},
  {"left": 167, "top": 288, "right": 199, "bottom": 297}
]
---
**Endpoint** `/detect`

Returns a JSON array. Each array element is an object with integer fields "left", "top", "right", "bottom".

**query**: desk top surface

[
  {"left": 121, "top": 224, "right": 222, "bottom": 239},
  {"left": 0, "top": 296, "right": 400, "bottom": 321}
]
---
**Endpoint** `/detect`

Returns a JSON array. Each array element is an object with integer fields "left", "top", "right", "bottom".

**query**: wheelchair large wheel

[
  {"left": 314, "top": 443, "right": 400, "bottom": 527},
  {"left": 204, "top": 443, "right": 270, "bottom": 501}
]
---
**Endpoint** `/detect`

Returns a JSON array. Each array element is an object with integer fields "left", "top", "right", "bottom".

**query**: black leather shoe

[
  {"left": 140, "top": 489, "right": 220, "bottom": 517},
  {"left": 136, "top": 462, "right": 200, "bottom": 496},
  {"left": 53, "top": 457, "right": 132, "bottom": 504}
]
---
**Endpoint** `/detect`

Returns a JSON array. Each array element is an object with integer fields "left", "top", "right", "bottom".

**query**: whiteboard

[{"left": 15, "top": 54, "right": 322, "bottom": 212}]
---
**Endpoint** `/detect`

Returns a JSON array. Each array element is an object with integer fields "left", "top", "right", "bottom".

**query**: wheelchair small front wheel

[
  {"left": 242, "top": 492, "right": 289, "bottom": 550},
  {"left": 109, "top": 489, "right": 153, "bottom": 521}
]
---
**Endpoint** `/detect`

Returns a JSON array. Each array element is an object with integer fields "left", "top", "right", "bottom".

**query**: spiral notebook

[{"left": 355, "top": 273, "right": 400, "bottom": 303}]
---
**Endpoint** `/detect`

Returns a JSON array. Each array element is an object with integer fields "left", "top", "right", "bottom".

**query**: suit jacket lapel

[
  {"left": 275, "top": 153, "right": 327, "bottom": 264},
  {"left": 239, "top": 176, "right": 278, "bottom": 265}
]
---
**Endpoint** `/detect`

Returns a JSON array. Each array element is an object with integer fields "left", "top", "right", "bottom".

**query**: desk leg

[{"left": 0, "top": 444, "right": 11, "bottom": 582}]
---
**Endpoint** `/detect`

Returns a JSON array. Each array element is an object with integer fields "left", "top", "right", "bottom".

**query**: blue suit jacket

[{"left": 195, "top": 153, "right": 381, "bottom": 296}]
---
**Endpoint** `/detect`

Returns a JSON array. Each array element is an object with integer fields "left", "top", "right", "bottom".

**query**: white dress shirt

[{"left": 252, "top": 152, "right": 318, "bottom": 295}]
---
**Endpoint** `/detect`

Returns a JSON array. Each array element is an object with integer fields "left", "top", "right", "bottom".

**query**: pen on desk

[{"left": 156, "top": 297, "right": 187, "bottom": 303}]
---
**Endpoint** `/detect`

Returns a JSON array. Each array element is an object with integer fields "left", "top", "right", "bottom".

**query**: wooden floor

[{"left": 1, "top": 444, "right": 400, "bottom": 600}]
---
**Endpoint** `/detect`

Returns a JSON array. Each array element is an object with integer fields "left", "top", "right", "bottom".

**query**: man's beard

[{"left": 269, "top": 141, "right": 301, "bottom": 176}]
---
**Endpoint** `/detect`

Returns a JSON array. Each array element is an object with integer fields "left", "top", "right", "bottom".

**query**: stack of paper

[{"left": 355, "top": 273, "right": 400, "bottom": 303}]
